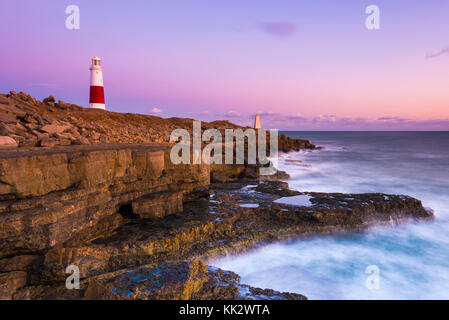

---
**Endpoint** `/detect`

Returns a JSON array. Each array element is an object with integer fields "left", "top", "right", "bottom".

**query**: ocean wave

[{"left": 212, "top": 132, "right": 449, "bottom": 299}]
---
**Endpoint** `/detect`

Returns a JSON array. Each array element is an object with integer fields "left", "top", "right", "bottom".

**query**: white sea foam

[{"left": 211, "top": 132, "right": 449, "bottom": 299}]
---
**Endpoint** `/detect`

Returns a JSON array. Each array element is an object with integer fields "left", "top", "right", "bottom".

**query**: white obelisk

[{"left": 254, "top": 114, "right": 262, "bottom": 129}]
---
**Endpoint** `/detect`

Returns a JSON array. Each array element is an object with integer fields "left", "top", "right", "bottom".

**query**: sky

[{"left": 0, "top": 0, "right": 448, "bottom": 130}]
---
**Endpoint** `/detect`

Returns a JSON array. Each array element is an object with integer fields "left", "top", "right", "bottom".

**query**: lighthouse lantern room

[{"left": 89, "top": 56, "right": 106, "bottom": 110}]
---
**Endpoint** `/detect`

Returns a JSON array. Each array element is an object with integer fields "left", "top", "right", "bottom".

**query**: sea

[{"left": 210, "top": 131, "right": 449, "bottom": 299}]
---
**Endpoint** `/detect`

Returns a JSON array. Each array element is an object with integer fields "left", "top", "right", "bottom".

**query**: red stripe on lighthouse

[{"left": 89, "top": 86, "right": 105, "bottom": 104}]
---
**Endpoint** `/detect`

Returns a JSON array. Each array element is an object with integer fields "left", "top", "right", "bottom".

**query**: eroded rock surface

[
  {"left": 0, "top": 144, "right": 209, "bottom": 255},
  {"left": 27, "top": 180, "right": 431, "bottom": 300},
  {"left": 0, "top": 91, "right": 434, "bottom": 300},
  {"left": 0, "top": 91, "right": 316, "bottom": 151}
]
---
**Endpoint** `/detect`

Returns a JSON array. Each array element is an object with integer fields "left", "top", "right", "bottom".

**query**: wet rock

[
  {"left": 278, "top": 134, "right": 316, "bottom": 152},
  {"left": 84, "top": 260, "right": 209, "bottom": 300},
  {"left": 211, "top": 171, "right": 228, "bottom": 183},
  {"left": 238, "top": 285, "right": 307, "bottom": 300},
  {"left": 198, "top": 266, "right": 305, "bottom": 300},
  {"left": 254, "top": 181, "right": 300, "bottom": 197},
  {"left": 40, "top": 180, "right": 432, "bottom": 286},
  {"left": 193, "top": 266, "right": 241, "bottom": 300},
  {"left": 259, "top": 169, "right": 290, "bottom": 181},
  {"left": 83, "top": 260, "right": 304, "bottom": 301}
]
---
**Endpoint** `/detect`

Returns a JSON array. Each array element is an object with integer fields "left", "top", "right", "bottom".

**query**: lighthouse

[
  {"left": 254, "top": 114, "right": 262, "bottom": 129},
  {"left": 89, "top": 56, "right": 105, "bottom": 110}
]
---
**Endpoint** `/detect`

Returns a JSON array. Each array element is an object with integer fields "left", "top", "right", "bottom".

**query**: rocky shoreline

[
  {"left": 0, "top": 91, "right": 316, "bottom": 151},
  {"left": 0, "top": 92, "right": 434, "bottom": 300}
]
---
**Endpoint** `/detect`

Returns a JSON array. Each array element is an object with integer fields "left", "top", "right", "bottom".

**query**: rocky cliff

[
  {"left": 0, "top": 91, "right": 434, "bottom": 300},
  {"left": 0, "top": 144, "right": 209, "bottom": 256},
  {"left": 0, "top": 91, "right": 316, "bottom": 151}
]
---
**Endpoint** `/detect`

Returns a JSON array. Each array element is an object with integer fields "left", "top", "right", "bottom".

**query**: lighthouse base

[{"left": 89, "top": 103, "right": 106, "bottom": 110}]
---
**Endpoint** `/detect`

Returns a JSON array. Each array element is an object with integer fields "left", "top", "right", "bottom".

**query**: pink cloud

[
  {"left": 149, "top": 107, "right": 163, "bottom": 114},
  {"left": 258, "top": 22, "right": 296, "bottom": 37},
  {"left": 426, "top": 46, "right": 449, "bottom": 59},
  {"left": 225, "top": 110, "right": 241, "bottom": 117}
]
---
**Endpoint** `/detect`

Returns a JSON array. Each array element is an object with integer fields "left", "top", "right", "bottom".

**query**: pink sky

[{"left": 0, "top": 0, "right": 448, "bottom": 130}]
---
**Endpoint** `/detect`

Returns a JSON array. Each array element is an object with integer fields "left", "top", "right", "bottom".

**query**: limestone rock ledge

[
  {"left": 0, "top": 144, "right": 210, "bottom": 255},
  {"left": 22, "top": 180, "right": 430, "bottom": 300},
  {"left": 83, "top": 260, "right": 306, "bottom": 300},
  {"left": 0, "top": 142, "right": 434, "bottom": 300}
]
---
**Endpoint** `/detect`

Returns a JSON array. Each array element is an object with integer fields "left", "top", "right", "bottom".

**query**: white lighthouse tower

[{"left": 89, "top": 56, "right": 106, "bottom": 110}]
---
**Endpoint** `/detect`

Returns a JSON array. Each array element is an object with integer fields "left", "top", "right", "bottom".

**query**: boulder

[
  {"left": 38, "top": 138, "right": 57, "bottom": 147},
  {"left": 31, "top": 130, "right": 49, "bottom": 140},
  {"left": 42, "top": 95, "right": 55, "bottom": 105},
  {"left": 8, "top": 135, "right": 25, "bottom": 146},
  {"left": 0, "top": 113, "right": 17, "bottom": 124},
  {"left": 70, "top": 136, "right": 91, "bottom": 145},
  {"left": 0, "top": 136, "right": 18, "bottom": 148},
  {"left": 40, "top": 123, "right": 72, "bottom": 135},
  {"left": 19, "top": 114, "right": 38, "bottom": 124},
  {"left": 90, "top": 131, "right": 101, "bottom": 140}
]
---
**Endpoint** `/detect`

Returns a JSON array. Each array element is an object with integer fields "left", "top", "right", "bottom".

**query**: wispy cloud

[
  {"left": 149, "top": 107, "right": 163, "bottom": 114},
  {"left": 223, "top": 112, "right": 449, "bottom": 130},
  {"left": 426, "top": 46, "right": 449, "bottom": 59},
  {"left": 225, "top": 110, "right": 241, "bottom": 117},
  {"left": 257, "top": 21, "right": 296, "bottom": 38}
]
